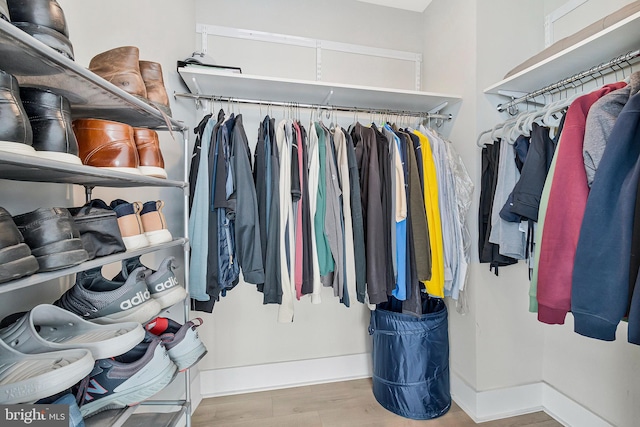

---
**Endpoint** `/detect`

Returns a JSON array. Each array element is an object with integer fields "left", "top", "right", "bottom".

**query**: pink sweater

[{"left": 537, "top": 82, "right": 626, "bottom": 324}]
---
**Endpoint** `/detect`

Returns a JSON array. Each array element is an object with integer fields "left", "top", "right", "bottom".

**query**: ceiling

[{"left": 356, "top": 0, "right": 433, "bottom": 13}]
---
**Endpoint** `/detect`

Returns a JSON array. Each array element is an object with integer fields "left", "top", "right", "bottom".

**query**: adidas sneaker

[
  {"left": 114, "top": 256, "right": 187, "bottom": 309},
  {"left": 54, "top": 265, "right": 161, "bottom": 325},
  {"left": 76, "top": 334, "right": 177, "bottom": 418},
  {"left": 145, "top": 317, "right": 207, "bottom": 371}
]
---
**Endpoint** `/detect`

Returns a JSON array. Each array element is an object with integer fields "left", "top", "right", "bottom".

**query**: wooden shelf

[
  {"left": 178, "top": 66, "right": 461, "bottom": 114},
  {"left": 484, "top": 10, "right": 640, "bottom": 94}
]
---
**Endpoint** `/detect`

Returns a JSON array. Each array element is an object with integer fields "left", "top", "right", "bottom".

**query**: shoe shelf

[
  {"left": 0, "top": 19, "right": 184, "bottom": 131},
  {"left": 0, "top": 238, "right": 188, "bottom": 295},
  {"left": 0, "top": 151, "right": 187, "bottom": 188}
]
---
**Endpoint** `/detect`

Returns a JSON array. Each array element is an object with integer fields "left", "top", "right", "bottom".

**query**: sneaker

[
  {"left": 0, "top": 338, "right": 93, "bottom": 404},
  {"left": 0, "top": 304, "right": 144, "bottom": 360},
  {"left": 76, "top": 334, "right": 177, "bottom": 418},
  {"left": 140, "top": 200, "right": 172, "bottom": 245},
  {"left": 145, "top": 317, "right": 207, "bottom": 371},
  {"left": 109, "top": 199, "right": 149, "bottom": 251},
  {"left": 114, "top": 256, "right": 186, "bottom": 309},
  {"left": 54, "top": 265, "right": 161, "bottom": 325}
]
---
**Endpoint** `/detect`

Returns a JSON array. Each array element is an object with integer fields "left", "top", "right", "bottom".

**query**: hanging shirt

[
  {"left": 277, "top": 120, "right": 295, "bottom": 322},
  {"left": 307, "top": 122, "right": 323, "bottom": 304},
  {"left": 413, "top": 129, "right": 445, "bottom": 298}
]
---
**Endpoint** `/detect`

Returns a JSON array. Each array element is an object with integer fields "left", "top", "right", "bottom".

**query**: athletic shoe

[
  {"left": 140, "top": 200, "right": 172, "bottom": 245},
  {"left": 109, "top": 199, "right": 149, "bottom": 251},
  {"left": 113, "top": 256, "right": 186, "bottom": 309},
  {"left": 0, "top": 304, "right": 144, "bottom": 359},
  {"left": 76, "top": 334, "right": 177, "bottom": 418},
  {"left": 145, "top": 317, "right": 207, "bottom": 371},
  {"left": 0, "top": 338, "right": 93, "bottom": 404},
  {"left": 54, "top": 265, "right": 161, "bottom": 325}
]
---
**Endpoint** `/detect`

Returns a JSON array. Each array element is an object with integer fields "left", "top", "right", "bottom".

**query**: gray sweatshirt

[{"left": 584, "top": 71, "right": 640, "bottom": 187}]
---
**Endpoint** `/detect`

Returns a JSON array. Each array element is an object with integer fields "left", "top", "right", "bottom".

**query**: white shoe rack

[{"left": 0, "top": 18, "right": 193, "bottom": 427}]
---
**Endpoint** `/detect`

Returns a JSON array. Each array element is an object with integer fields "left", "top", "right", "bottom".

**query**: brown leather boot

[
  {"left": 139, "top": 61, "right": 172, "bottom": 117},
  {"left": 89, "top": 47, "right": 147, "bottom": 99},
  {"left": 73, "top": 118, "right": 141, "bottom": 175},
  {"left": 133, "top": 127, "right": 166, "bottom": 179}
]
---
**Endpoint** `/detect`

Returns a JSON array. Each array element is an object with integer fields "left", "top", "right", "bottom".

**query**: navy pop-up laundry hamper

[{"left": 369, "top": 296, "right": 450, "bottom": 420}]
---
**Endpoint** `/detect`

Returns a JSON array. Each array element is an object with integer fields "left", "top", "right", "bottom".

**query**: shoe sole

[
  {"left": 98, "top": 166, "right": 143, "bottom": 176},
  {"left": 138, "top": 166, "right": 167, "bottom": 179},
  {"left": 145, "top": 229, "right": 172, "bottom": 246},
  {"left": 152, "top": 286, "right": 187, "bottom": 309},
  {"left": 122, "top": 234, "right": 149, "bottom": 251},
  {"left": 0, "top": 243, "right": 39, "bottom": 283},
  {"left": 91, "top": 299, "right": 161, "bottom": 325},
  {"left": 0, "top": 141, "right": 38, "bottom": 156},
  {"left": 30, "top": 239, "right": 88, "bottom": 271},
  {"left": 80, "top": 353, "right": 178, "bottom": 417},
  {"left": 171, "top": 343, "right": 207, "bottom": 372},
  {"left": 35, "top": 151, "right": 82, "bottom": 165}
]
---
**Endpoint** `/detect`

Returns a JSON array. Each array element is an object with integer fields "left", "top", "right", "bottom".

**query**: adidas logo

[
  {"left": 153, "top": 276, "right": 179, "bottom": 293},
  {"left": 120, "top": 290, "right": 151, "bottom": 310}
]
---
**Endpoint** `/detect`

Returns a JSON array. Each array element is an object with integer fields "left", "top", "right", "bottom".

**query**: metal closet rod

[
  {"left": 497, "top": 49, "right": 640, "bottom": 113},
  {"left": 174, "top": 92, "right": 453, "bottom": 120}
]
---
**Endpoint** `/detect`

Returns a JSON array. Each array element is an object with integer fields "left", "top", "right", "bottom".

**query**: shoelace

[{"left": 74, "top": 374, "right": 91, "bottom": 408}]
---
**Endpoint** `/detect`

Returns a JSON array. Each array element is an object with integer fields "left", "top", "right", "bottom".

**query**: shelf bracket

[
  {"left": 201, "top": 27, "right": 208, "bottom": 55},
  {"left": 84, "top": 185, "right": 94, "bottom": 203}
]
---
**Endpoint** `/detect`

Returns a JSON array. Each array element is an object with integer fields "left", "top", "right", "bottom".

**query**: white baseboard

[
  {"left": 199, "top": 353, "right": 373, "bottom": 398},
  {"left": 450, "top": 371, "right": 612, "bottom": 427}
]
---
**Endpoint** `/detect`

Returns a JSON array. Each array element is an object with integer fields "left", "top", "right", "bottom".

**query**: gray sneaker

[
  {"left": 76, "top": 334, "right": 177, "bottom": 418},
  {"left": 114, "top": 256, "right": 186, "bottom": 309},
  {"left": 54, "top": 266, "right": 161, "bottom": 325}
]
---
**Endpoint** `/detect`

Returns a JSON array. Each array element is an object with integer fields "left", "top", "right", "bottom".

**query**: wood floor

[{"left": 192, "top": 378, "right": 562, "bottom": 427}]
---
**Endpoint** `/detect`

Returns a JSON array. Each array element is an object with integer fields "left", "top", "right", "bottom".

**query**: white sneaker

[{"left": 145, "top": 317, "right": 207, "bottom": 371}]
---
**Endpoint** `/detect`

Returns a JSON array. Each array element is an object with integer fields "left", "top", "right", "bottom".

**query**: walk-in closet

[{"left": 0, "top": 1, "right": 638, "bottom": 426}]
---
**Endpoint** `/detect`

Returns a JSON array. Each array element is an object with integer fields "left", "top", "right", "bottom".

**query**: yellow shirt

[{"left": 414, "top": 130, "right": 445, "bottom": 297}]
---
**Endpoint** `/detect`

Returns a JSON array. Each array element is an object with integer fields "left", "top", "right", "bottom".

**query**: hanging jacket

[
  {"left": 499, "top": 135, "right": 530, "bottom": 223},
  {"left": 277, "top": 120, "right": 295, "bottom": 323},
  {"left": 478, "top": 140, "right": 518, "bottom": 272},
  {"left": 335, "top": 127, "right": 357, "bottom": 305},
  {"left": 189, "top": 114, "right": 217, "bottom": 305},
  {"left": 509, "top": 123, "right": 556, "bottom": 222},
  {"left": 254, "top": 116, "right": 268, "bottom": 277},
  {"left": 231, "top": 115, "right": 265, "bottom": 285},
  {"left": 571, "top": 92, "right": 640, "bottom": 341},
  {"left": 189, "top": 114, "right": 212, "bottom": 213},
  {"left": 307, "top": 123, "right": 323, "bottom": 303},
  {"left": 343, "top": 128, "right": 367, "bottom": 304},
  {"left": 537, "top": 82, "right": 626, "bottom": 325},
  {"left": 583, "top": 71, "right": 638, "bottom": 187},
  {"left": 314, "top": 122, "right": 335, "bottom": 288},
  {"left": 414, "top": 130, "right": 445, "bottom": 298},
  {"left": 488, "top": 131, "right": 526, "bottom": 260},
  {"left": 529, "top": 112, "right": 567, "bottom": 313},
  {"left": 262, "top": 117, "right": 282, "bottom": 305},
  {"left": 351, "top": 123, "right": 388, "bottom": 304}
]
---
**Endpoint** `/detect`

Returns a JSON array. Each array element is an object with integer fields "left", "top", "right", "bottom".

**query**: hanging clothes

[{"left": 536, "top": 82, "right": 626, "bottom": 325}]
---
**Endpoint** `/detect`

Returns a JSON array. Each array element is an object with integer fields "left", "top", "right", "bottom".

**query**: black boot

[
  {"left": 0, "top": 70, "right": 34, "bottom": 155},
  {"left": 20, "top": 86, "right": 81, "bottom": 164}
]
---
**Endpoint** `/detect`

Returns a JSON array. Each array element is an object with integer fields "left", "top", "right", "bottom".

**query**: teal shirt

[{"left": 314, "top": 122, "right": 335, "bottom": 276}]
